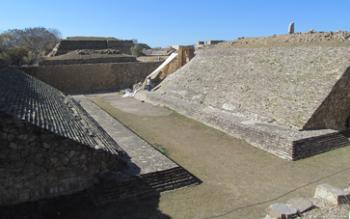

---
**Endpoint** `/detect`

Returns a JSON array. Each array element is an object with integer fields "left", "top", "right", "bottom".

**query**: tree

[
  {"left": 0, "top": 27, "right": 61, "bottom": 65},
  {"left": 0, "top": 47, "right": 28, "bottom": 65}
]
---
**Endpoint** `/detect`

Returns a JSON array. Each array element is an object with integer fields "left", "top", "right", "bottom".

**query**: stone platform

[
  {"left": 74, "top": 95, "right": 178, "bottom": 174},
  {"left": 136, "top": 44, "right": 350, "bottom": 160},
  {"left": 138, "top": 90, "right": 350, "bottom": 160}
]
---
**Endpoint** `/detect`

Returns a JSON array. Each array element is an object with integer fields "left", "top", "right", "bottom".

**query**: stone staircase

[{"left": 90, "top": 167, "right": 200, "bottom": 206}]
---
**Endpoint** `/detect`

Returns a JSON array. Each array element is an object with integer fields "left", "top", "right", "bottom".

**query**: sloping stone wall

[
  {"left": 0, "top": 68, "right": 128, "bottom": 205},
  {"left": 0, "top": 68, "right": 125, "bottom": 153},
  {"left": 22, "top": 62, "right": 161, "bottom": 94},
  {"left": 0, "top": 113, "right": 124, "bottom": 206},
  {"left": 40, "top": 56, "right": 137, "bottom": 65},
  {"left": 138, "top": 45, "right": 350, "bottom": 159},
  {"left": 147, "top": 46, "right": 350, "bottom": 130},
  {"left": 305, "top": 67, "right": 350, "bottom": 130}
]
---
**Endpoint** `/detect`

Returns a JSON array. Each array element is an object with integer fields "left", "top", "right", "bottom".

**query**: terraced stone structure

[
  {"left": 41, "top": 50, "right": 137, "bottom": 65},
  {"left": 140, "top": 32, "right": 350, "bottom": 160},
  {"left": 52, "top": 38, "right": 135, "bottom": 56},
  {"left": 0, "top": 68, "right": 127, "bottom": 205}
]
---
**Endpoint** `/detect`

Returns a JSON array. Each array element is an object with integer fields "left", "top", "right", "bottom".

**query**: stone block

[
  {"left": 286, "top": 197, "right": 314, "bottom": 213},
  {"left": 314, "top": 184, "right": 350, "bottom": 205},
  {"left": 143, "top": 45, "right": 350, "bottom": 160},
  {"left": 267, "top": 203, "right": 298, "bottom": 219}
]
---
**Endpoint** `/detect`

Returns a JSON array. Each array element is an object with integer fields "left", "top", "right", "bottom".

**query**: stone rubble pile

[{"left": 264, "top": 184, "right": 350, "bottom": 219}]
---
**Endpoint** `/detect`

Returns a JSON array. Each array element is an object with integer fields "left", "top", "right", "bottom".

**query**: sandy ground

[{"left": 89, "top": 93, "right": 350, "bottom": 219}]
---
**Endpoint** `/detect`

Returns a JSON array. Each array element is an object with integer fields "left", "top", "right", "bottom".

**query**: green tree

[{"left": 0, "top": 27, "right": 60, "bottom": 66}]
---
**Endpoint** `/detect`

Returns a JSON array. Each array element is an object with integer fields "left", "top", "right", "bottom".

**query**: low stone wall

[
  {"left": 22, "top": 62, "right": 161, "bottom": 94},
  {"left": 56, "top": 40, "right": 134, "bottom": 55},
  {"left": 138, "top": 90, "right": 350, "bottom": 160},
  {"left": 40, "top": 56, "right": 137, "bottom": 65},
  {"left": 0, "top": 113, "right": 124, "bottom": 206}
]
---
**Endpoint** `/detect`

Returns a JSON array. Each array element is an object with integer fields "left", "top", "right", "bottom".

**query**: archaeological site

[{"left": 1, "top": 8, "right": 350, "bottom": 218}]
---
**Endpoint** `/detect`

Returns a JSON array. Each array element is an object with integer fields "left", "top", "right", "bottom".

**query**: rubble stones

[
  {"left": 267, "top": 203, "right": 298, "bottom": 219},
  {"left": 286, "top": 197, "right": 314, "bottom": 213},
  {"left": 54, "top": 39, "right": 135, "bottom": 56},
  {"left": 314, "top": 184, "right": 350, "bottom": 205},
  {"left": 264, "top": 183, "right": 350, "bottom": 218}
]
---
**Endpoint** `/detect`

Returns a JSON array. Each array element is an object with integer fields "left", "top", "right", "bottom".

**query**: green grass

[
  {"left": 90, "top": 96, "right": 171, "bottom": 157},
  {"left": 152, "top": 143, "right": 169, "bottom": 156}
]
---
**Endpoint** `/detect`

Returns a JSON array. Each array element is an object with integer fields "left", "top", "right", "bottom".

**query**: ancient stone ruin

[
  {"left": 138, "top": 32, "right": 350, "bottom": 160},
  {"left": 0, "top": 65, "right": 199, "bottom": 208},
  {"left": 0, "top": 67, "right": 128, "bottom": 205},
  {"left": 41, "top": 49, "right": 137, "bottom": 65},
  {"left": 22, "top": 37, "right": 162, "bottom": 95},
  {"left": 49, "top": 37, "right": 135, "bottom": 56}
]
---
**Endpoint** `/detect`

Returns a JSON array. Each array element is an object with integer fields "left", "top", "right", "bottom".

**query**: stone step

[{"left": 90, "top": 167, "right": 200, "bottom": 206}]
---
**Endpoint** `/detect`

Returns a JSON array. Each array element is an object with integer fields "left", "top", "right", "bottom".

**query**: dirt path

[{"left": 90, "top": 93, "right": 350, "bottom": 219}]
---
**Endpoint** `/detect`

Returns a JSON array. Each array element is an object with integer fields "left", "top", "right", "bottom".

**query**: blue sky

[{"left": 1, "top": 0, "right": 349, "bottom": 47}]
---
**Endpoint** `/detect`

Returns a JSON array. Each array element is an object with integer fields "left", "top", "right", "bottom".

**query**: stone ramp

[
  {"left": 73, "top": 95, "right": 200, "bottom": 202},
  {"left": 89, "top": 167, "right": 198, "bottom": 206}
]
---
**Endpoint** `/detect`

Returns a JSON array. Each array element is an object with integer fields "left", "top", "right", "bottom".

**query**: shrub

[
  {"left": 0, "top": 27, "right": 60, "bottom": 66},
  {"left": 0, "top": 47, "right": 28, "bottom": 65}
]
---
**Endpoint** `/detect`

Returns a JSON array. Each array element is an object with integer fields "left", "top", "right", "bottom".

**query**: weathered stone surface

[
  {"left": 0, "top": 67, "right": 124, "bottom": 155},
  {"left": 149, "top": 46, "right": 350, "bottom": 130},
  {"left": 139, "top": 43, "right": 350, "bottom": 160},
  {"left": 288, "top": 22, "right": 295, "bottom": 34},
  {"left": 314, "top": 184, "right": 350, "bottom": 205},
  {"left": 54, "top": 39, "right": 135, "bottom": 56},
  {"left": 22, "top": 62, "right": 161, "bottom": 95},
  {"left": 41, "top": 53, "right": 137, "bottom": 65},
  {"left": 286, "top": 197, "right": 314, "bottom": 213},
  {"left": 267, "top": 203, "right": 298, "bottom": 219},
  {"left": 0, "top": 68, "right": 127, "bottom": 206}
]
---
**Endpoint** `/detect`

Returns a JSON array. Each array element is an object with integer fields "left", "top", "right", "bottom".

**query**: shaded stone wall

[
  {"left": 304, "top": 67, "right": 350, "bottom": 130},
  {"left": 0, "top": 113, "right": 124, "bottom": 206},
  {"left": 40, "top": 56, "right": 137, "bottom": 65},
  {"left": 22, "top": 62, "right": 161, "bottom": 94},
  {"left": 56, "top": 40, "right": 134, "bottom": 55}
]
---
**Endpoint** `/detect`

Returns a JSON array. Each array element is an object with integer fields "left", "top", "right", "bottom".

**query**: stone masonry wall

[
  {"left": 0, "top": 113, "right": 124, "bottom": 206},
  {"left": 40, "top": 56, "right": 137, "bottom": 65},
  {"left": 22, "top": 62, "right": 161, "bottom": 94},
  {"left": 148, "top": 46, "right": 350, "bottom": 130},
  {"left": 56, "top": 40, "right": 134, "bottom": 55}
]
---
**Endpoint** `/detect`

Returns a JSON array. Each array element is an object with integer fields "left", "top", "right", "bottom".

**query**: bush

[
  {"left": 0, "top": 27, "right": 60, "bottom": 66},
  {"left": 0, "top": 47, "right": 30, "bottom": 66}
]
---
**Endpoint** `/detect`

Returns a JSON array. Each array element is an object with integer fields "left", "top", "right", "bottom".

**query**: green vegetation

[
  {"left": 153, "top": 143, "right": 170, "bottom": 156},
  {"left": 90, "top": 96, "right": 171, "bottom": 157},
  {"left": 0, "top": 27, "right": 60, "bottom": 66}
]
